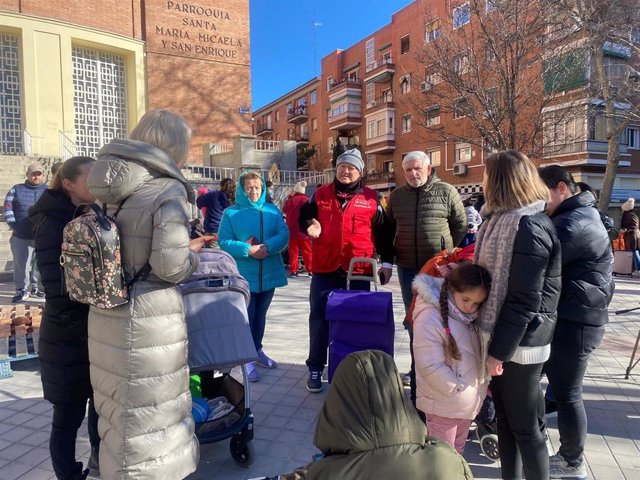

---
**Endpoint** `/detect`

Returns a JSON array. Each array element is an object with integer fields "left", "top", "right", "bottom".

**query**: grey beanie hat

[{"left": 336, "top": 148, "right": 364, "bottom": 173}]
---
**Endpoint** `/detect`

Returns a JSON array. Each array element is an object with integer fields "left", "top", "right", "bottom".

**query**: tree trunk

[{"left": 598, "top": 139, "right": 620, "bottom": 211}]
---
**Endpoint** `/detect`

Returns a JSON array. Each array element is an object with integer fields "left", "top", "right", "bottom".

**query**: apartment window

[
  {"left": 400, "top": 75, "right": 411, "bottom": 94},
  {"left": 425, "top": 66, "right": 443, "bottom": 85},
  {"left": 266, "top": 114, "right": 272, "bottom": 127},
  {"left": 402, "top": 114, "right": 412, "bottom": 133},
  {"left": 453, "top": 3, "right": 471, "bottom": 29},
  {"left": 347, "top": 70, "right": 358, "bottom": 81},
  {"left": 312, "top": 118, "right": 318, "bottom": 131},
  {"left": 628, "top": 126, "right": 640, "bottom": 149},
  {"left": 286, "top": 102, "right": 292, "bottom": 115},
  {"left": 310, "top": 89, "right": 317, "bottom": 104},
  {"left": 425, "top": 20, "right": 441, "bottom": 44},
  {"left": 366, "top": 38, "right": 375, "bottom": 68},
  {"left": 425, "top": 106, "right": 441, "bottom": 126},
  {"left": 455, "top": 142, "right": 472, "bottom": 162},
  {"left": 384, "top": 160, "right": 395, "bottom": 173},
  {"left": 275, "top": 133, "right": 280, "bottom": 141},
  {"left": 427, "top": 148, "right": 441, "bottom": 167},
  {"left": 401, "top": 34, "right": 411, "bottom": 55},
  {"left": 72, "top": 46, "right": 128, "bottom": 157},
  {"left": 275, "top": 110, "right": 280, "bottom": 122},
  {"left": 366, "top": 82, "right": 375, "bottom": 103},
  {"left": 367, "top": 121, "right": 376, "bottom": 140},
  {"left": 454, "top": 98, "right": 470, "bottom": 119},
  {"left": 388, "top": 116, "right": 394, "bottom": 132},
  {"left": 0, "top": 33, "right": 23, "bottom": 155},
  {"left": 453, "top": 53, "right": 469, "bottom": 75},
  {"left": 327, "top": 77, "right": 333, "bottom": 91}
]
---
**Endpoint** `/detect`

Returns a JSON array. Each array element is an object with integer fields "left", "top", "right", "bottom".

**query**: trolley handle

[{"left": 347, "top": 257, "right": 379, "bottom": 291}]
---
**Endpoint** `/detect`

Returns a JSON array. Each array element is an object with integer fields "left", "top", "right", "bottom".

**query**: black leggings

[{"left": 491, "top": 362, "right": 548, "bottom": 480}]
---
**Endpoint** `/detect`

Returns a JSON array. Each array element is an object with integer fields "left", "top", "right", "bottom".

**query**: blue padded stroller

[{"left": 180, "top": 249, "right": 258, "bottom": 465}]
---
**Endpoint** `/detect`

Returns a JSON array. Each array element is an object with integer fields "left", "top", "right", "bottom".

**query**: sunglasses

[{"left": 30, "top": 172, "right": 43, "bottom": 176}]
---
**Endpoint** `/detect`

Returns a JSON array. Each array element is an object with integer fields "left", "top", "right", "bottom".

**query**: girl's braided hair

[{"left": 439, "top": 262, "right": 491, "bottom": 363}]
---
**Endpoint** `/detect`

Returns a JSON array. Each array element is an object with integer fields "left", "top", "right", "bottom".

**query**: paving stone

[
  {"left": 0, "top": 461, "right": 33, "bottom": 480},
  {"left": 16, "top": 467, "right": 54, "bottom": 480}
]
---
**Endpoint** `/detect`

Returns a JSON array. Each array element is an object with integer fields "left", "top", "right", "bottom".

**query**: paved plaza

[{"left": 0, "top": 272, "right": 639, "bottom": 480}]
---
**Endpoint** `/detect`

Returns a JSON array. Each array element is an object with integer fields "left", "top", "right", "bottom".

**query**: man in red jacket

[
  {"left": 282, "top": 181, "right": 313, "bottom": 277},
  {"left": 298, "top": 148, "right": 393, "bottom": 393}
]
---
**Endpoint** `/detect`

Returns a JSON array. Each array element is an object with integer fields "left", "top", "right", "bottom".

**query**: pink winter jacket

[{"left": 412, "top": 274, "right": 488, "bottom": 420}]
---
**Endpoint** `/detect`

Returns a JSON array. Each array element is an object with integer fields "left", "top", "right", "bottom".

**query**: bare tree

[
  {"left": 409, "top": 0, "right": 579, "bottom": 156},
  {"left": 551, "top": 0, "right": 640, "bottom": 210}
]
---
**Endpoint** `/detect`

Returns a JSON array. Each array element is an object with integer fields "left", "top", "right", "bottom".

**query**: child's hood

[{"left": 412, "top": 273, "right": 443, "bottom": 308}]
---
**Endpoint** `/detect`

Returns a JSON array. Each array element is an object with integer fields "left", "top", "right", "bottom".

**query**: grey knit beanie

[{"left": 336, "top": 148, "right": 364, "bottom": 173}]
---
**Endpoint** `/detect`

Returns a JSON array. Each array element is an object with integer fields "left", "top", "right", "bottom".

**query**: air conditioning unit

[
  {"left": 453, "top": 163, "right": 468, "bottom": 175},
  {"left": 420, "top": 81, "right": 433, "bottom": 92}
]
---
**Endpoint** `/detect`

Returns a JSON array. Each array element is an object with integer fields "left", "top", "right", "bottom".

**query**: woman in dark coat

[
  {"left": 475, "top": 151, "right": 561, "bottom": 480},
  {"left": 29, "top": 156, "right": 100, "bottom": 480},
  {"left": 621, "top": 198, "right": 640, "bottom": 251}
]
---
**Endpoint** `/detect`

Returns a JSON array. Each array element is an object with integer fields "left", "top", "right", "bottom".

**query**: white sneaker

[{"left": 549, "top": 453, "right": 587, "bottom": 479}]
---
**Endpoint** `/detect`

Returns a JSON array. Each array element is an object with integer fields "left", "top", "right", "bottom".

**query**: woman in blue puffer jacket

[{"left": 218, "top": 171, "right": 289, "bottom": 382}]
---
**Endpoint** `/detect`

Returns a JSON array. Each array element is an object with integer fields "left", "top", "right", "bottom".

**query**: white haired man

[{"left": 380, "top": 151, "right": 466, "bottom": 407}]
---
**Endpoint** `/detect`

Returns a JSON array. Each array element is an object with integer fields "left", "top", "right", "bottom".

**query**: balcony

[
  {"left": 328, "top": 103, "right": 362, "bottom": 130},
  {"left": 365, "top": 170, "right": 396, "bottom": 189},
  {"left": 328, "top": 78, "right": 362, "bottom": 101},
  {"left": 365, "top": 95, "right": 395, "bottom": 114},
  {"left": 256, "top": 123, "right": 273, "bottom": 137},
  {"left": 365, "top": 133, "right": 396, "bottom": 154},
  {"left": 287, "top": 105, "right": 309, "bottom": 125},
  {"left": 364, "top": 57, "right": 395, "bottom": 84},
  {"left": 296, "top": 134, "right": 310, "bottom": 147},
  {"left": 543, "top": 140, "right": 629, "bottom": 158}
]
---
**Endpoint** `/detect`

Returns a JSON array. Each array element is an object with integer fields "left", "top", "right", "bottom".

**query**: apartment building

[
  {"left": 253, "top": 77, "right": 323, "bottom": 171},
  {"left": 252, "top": 0, "right": 640, "bottom": 200}
]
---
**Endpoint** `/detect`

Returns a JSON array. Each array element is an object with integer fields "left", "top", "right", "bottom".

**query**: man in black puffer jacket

[{"left": 539, "top": 165, "right": 614, "bottom": 479}]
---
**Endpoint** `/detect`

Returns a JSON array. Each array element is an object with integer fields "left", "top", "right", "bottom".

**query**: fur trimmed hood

[{"left": 412, "top": 273, "right": 444, "bottom": 307}]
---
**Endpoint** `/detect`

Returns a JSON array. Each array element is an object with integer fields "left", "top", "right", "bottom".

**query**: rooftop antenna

[{"left": 312, "top": 2, "right": 323, "bottom": 76}]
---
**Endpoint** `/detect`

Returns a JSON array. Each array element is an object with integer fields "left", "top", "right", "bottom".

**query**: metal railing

[
  {"left": 543, "top": 140, "right": 629, "bottom": 157},
  {"left": 254, "top": 139, "right": 281, "bottom": 152},
  {"left": 366, "top": 95, "right": 394, "bottom": 110},
  {"left": 256, "top": 123, "right": 273, "bottom": 134},
  {"left": 58, "top": 130, "right": 77, "bottom": 160},
  {"left": 328, "top": 78, "right": 362, "bottom": 93},
  {"left": 287, "top": 105, "right": 308, "bottom": 120},
  {"left": 209, "top": 143, "right": 233, "bottom": 154},
  {"left": 183, "top": 165, "right": 327, "bottom": 186},
  {"left": 183, "top": 165, "right": 238, "bottom": 181},
  {"left": 365, "top": 57, "right": 394, "bottom": 73}
]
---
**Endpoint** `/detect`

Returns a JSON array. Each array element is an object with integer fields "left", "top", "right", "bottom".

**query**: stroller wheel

[
  {"left": 230, "top": 434, "right": 254, "bottom": 466},
  {"left": 481, "top": 434, "right": 500, "bottom": 462}
]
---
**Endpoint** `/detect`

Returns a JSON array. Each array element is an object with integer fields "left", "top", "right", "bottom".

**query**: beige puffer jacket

[
  {"left": 86, "top": 139, "right": 199, "bottom": 480},
  {"left": 412, "top": 274, "right": 488, "bottom": 420}
]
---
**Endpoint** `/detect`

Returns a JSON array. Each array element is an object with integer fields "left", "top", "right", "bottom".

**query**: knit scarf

[{"left": 473, "top": 200, "right": 546, "bottom": 372}]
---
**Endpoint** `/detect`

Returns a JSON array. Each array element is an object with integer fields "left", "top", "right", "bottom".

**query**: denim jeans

[
  {"left": 10, "top": 235, "right": 39, "bottom": 291},
  {"left": 306, "top": 270, "right": 369, "bottom": 372},
  {"left": 248, "top": 289, "right": 276, "bottom": 351},
  {"left": 545, "top": 322, "right": 605, "bottom": 464},
  {"left": 491, "top": 362, "right": 548, "bottom": 480},
  {"left": 397, "top": 266, "right": 419, "bottom": 314},
  {"left": 397, "top": 266, "right": 419, "bottom": 405},
  {"left": 50, "top": 396, "right": 99, "bottom": 480}
]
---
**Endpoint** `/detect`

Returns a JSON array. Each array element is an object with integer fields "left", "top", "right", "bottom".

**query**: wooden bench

[{"left": 0, "top": 305, "right": 43, "bottom": 379}]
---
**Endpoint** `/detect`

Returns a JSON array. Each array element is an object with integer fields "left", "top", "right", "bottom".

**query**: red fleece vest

[{"left": 312, "top": 183, "right": 378, "bottom": 275}]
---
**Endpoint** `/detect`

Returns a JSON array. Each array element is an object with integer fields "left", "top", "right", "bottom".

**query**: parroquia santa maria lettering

[{"left": 167, "top": 1, "right": 231, "bottom": 20}]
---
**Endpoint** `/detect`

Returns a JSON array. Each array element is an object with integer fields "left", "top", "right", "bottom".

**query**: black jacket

[
  {"left": 28, "top": 189, "right": 92, "bottom": 404},
  {"left": 550, "top": 192, "right": 614, "bottom": 327},
  {"left": 489, "top": 213, "right": 562, "bottom": 362}
]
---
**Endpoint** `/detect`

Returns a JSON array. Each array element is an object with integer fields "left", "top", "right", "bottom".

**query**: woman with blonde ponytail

[{"left": 412, "top": 262, "right": 491, "bottom": 454}]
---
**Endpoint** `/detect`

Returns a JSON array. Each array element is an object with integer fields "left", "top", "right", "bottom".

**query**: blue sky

[{"left": 250, "top": 0, "right": 410, "bottom": 109}]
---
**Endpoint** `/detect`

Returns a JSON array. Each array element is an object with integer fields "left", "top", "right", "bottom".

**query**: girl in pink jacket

[{"left": 412, "top": 263, "right": 491, "bottom": 453}]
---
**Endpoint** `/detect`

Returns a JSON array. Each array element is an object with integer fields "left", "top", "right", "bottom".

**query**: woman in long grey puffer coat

[{"left": 86, "top": 110, "right": 205, "bottom": 480}]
